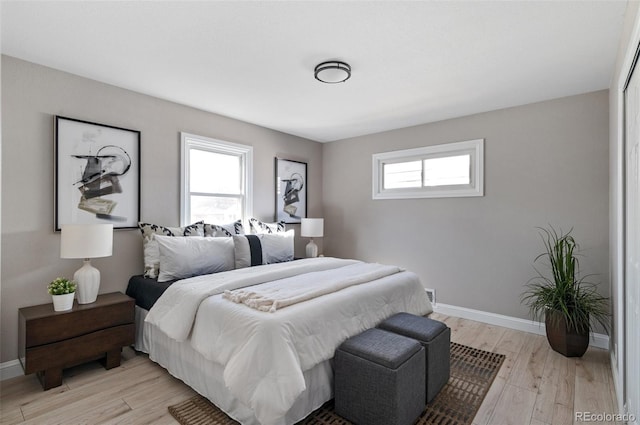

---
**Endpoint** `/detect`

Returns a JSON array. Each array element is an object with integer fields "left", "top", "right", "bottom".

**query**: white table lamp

[
  {"left": 60, "top": 224, "right": 113, "bottom": 304},
  {"left": 301, "top": 218, "right": 324, "bottom": 258}
]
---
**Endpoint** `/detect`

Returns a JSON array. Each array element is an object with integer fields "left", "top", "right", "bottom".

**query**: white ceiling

[{"left": 1, "top": 1, "right": 628, "bottom": 142}]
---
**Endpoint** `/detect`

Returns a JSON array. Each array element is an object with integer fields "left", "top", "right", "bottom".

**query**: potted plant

[
  {"left": 48, "top": 277, "right": 77, "bottom": 312},
  {"left": 521, "top": 227, "right": 609, "bottom": 357}
]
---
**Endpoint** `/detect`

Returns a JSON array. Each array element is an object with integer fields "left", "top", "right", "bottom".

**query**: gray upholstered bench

[
  {"left": 378, "top": 313, "right": 451, "bottom": 403},
  {"left": 334, "top": 328, "right": 426, "bottom": 425}
]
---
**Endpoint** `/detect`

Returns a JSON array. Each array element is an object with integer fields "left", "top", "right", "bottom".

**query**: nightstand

[{"left": 18, "top": 292, "right": 135, "bottom": 390}]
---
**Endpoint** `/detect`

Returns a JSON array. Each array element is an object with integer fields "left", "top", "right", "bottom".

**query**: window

[
  {"left": 372, "top": 139, "right": 484, "bottom": 199},
  {"left": 180, "top": 133, "right": 252, "bottom": 225}
]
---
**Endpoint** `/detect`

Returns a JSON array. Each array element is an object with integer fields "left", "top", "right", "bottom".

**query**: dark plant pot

[{"left": 545, "top": 309, "right": 589, "bottom": 357}]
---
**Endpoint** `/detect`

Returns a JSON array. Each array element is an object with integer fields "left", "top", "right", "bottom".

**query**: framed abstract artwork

[
  {"left": 54, "top": 116, "right": 140, "bottom": 230},
  {"left": 275, "top": 158, "right": 307, "bottom": 224}
]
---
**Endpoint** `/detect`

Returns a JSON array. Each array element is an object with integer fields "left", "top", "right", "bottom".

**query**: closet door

[{"left": 624, "top": 55, "right": 640, "bottom": 424}]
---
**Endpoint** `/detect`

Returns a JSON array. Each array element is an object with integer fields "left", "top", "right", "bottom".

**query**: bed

[{"left": 127, "top": 256, "right": 432, "bottom": 425}]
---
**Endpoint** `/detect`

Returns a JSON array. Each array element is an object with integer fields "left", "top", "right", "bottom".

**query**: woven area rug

[{"left": 168, "top": 342, "right": 505, "bottom": 425}]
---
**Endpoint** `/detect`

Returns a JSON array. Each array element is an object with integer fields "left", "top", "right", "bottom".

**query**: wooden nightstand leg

[
  {"left": 36, "top": 368, "right": 62, "bottom": 390},
  {"left": 102, "top": 348, "right": 122, "bottom": 370}
]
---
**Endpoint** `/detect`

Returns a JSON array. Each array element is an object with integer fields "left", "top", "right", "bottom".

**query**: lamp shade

[
  {"left": 301, "top": 218, "right": 324, "bottom": 238},
  {"left": 60, "top": 224, "right": 113, "bottom": 259}
]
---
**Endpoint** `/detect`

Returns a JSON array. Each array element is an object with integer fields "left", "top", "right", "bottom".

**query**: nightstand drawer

[
  {"left": 23, "top": 324, "right": 134, "bottom": 374},
  {"left": 20, "top": 292, "right": 134, "bottom": 347}
]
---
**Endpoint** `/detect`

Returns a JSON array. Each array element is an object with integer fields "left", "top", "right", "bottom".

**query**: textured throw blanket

[{"left": 223, "top": 262, "right": 402, "bottom": 312}]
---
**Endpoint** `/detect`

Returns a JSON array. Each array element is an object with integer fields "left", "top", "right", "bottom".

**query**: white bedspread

[
  {"left": 146, "top": 257, "right": 433, "bottom": 425},
  {"left": 145, "top": 257, "right": 358, "bottom": 341}
]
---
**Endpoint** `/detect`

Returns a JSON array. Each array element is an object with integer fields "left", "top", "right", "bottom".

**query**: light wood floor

[{"left": 0, "top": 313, "right": 618, "bottom": 425}]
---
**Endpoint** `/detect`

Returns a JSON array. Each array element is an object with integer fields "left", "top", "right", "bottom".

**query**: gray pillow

[{"left": 156, "top": 235, "right": 235, "bottom": 282}]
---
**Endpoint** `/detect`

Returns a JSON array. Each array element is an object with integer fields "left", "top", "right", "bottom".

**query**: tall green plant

[{"left": 521, "top": 227, "right": 609, "bottom": 334}]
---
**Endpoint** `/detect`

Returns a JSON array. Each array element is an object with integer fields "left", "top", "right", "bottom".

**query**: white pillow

[
  {"left": 233, "top": 230, "right": 294, "bottom": 269},
  {"left": 204, "top": 220, "right": 245, "bottom": 237},
  {"left": 262, "top": 230, "right": 295, "bottom": 264},
  {"left": 156, "top": 235, "right": 235, "bottom": 282},
  {"left": 248, "top": 217, "right": 286, "bottom": 234}
]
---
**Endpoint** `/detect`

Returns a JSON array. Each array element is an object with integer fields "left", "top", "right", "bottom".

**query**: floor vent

[{"left": 425, "top": 288, "right": 436, "bottom": 306}]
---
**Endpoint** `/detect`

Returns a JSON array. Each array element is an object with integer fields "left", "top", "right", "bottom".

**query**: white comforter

[{"left": 146, "top": 257, "right": 432, "bottom": 425}]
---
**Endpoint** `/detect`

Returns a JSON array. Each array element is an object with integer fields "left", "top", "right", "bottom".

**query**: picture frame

[
  {"left": 275, "top": 158, "right": 307, "bottom": 224},
  {"left": 54, "top": 116, "right": 140, "bottom": 230}
]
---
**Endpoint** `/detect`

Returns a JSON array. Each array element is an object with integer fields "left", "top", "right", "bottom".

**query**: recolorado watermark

[{"left": 575, "top": 411, "right": 636, "bottom": 422}]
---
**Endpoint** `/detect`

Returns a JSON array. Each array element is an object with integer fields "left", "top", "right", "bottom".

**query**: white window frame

[
  {"left": 372, "top": 139, "right": 484, "bottom": 200},
  {"left": 180, "top": 132, "right": 253, "bottom": 226}
]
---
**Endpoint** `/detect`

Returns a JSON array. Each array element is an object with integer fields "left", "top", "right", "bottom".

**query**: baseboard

[
  {"left": 433, "top": 303, "right": 609, "bottom": 350},
  {"left": 610, "top": 350, "right": 624, "bottom": 415},
  {"left": 0, "top": 359, "right": 23, "bottom": 381}
]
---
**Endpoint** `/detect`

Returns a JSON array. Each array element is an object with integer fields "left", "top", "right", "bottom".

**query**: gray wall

[
  {"left": 0, "top": 55, "right": 323, "bottom": 363},
  {"left": 323, "top": 90, "right": 610, "bottom": 321},
  {"left": 0, "top": 54, "right": 611, "bottom": 365}
]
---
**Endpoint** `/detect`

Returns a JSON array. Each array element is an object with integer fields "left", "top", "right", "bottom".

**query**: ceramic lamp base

[
  {"left": 74, "top": 259, "right": 100, "bottom": 304},
  {"left": 305, "top": 239, "right": 318, "bottom": 258}
]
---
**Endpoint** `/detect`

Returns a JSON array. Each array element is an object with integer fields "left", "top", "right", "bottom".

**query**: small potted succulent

[{"left": 48, "top": 277, "right": 76, "bottom": 312}]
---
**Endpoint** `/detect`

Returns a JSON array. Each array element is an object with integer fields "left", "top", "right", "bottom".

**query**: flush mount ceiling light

[{"left": 314, "top": 61, "right": 351, "bottom": 84}]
